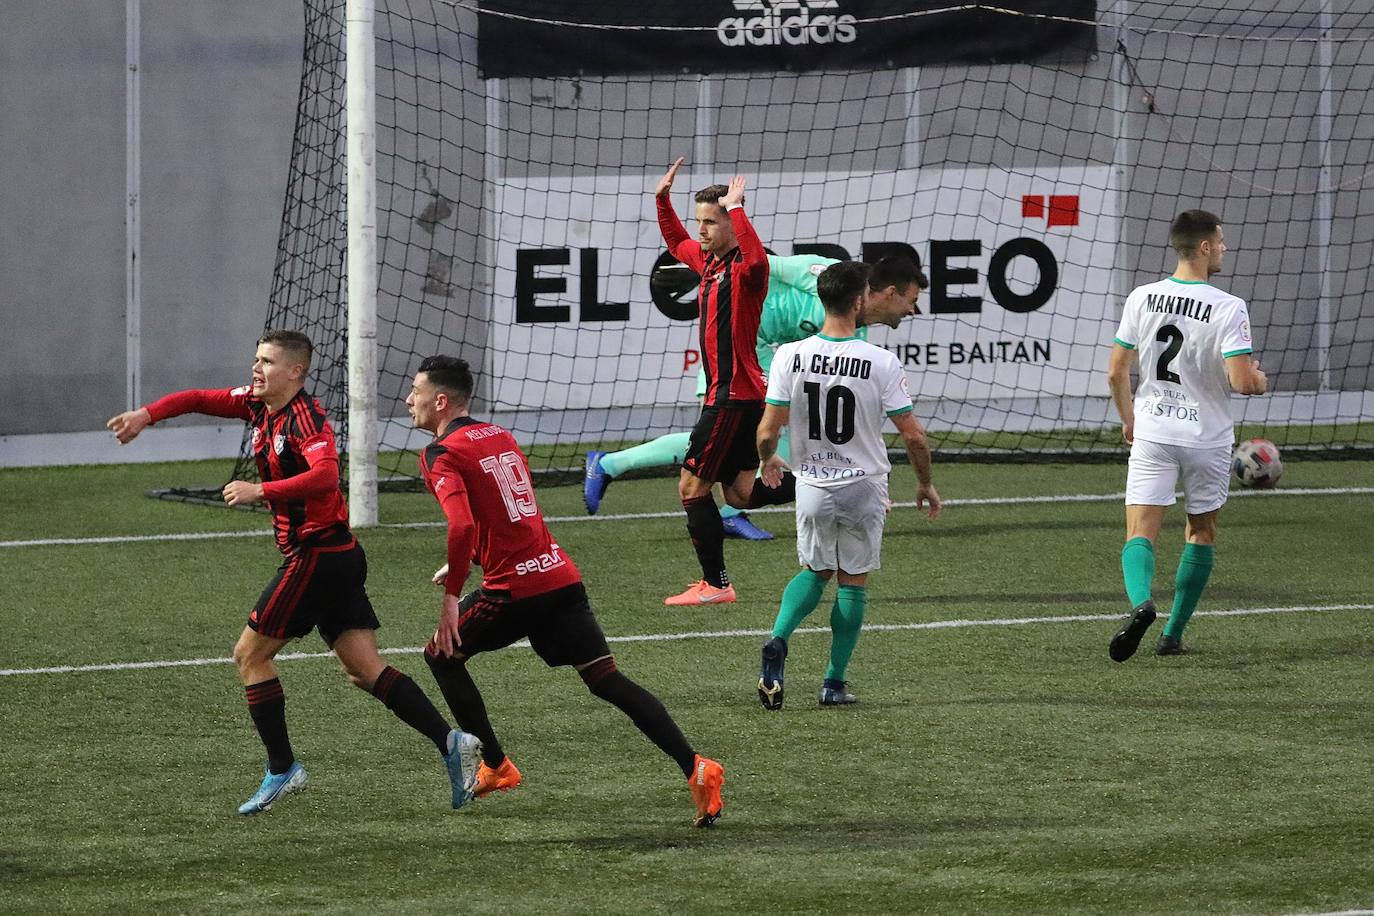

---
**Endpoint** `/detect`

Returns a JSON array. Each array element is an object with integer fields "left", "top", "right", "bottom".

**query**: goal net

[{"left": 220, "top": 0, "right": 1374, "bottom": 501}]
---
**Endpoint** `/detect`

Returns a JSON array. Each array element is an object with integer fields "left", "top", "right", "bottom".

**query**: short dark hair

[
  {"left": 258, "top": 329, "right": 313, "bottom": 371},
  {"left": 867, "top": 256, "right": 929, "bottom": 292},
  {"left": 1170, "top": 209, "right": 1222, "bottom": 256},
  {"left": 418, "top": 355, "right": 474, "bottom": 402},
  {"left": 693, "top": 184, "right": 730, "bottom": 208},
  {"left": 817, "top": 261, "right": 871, "bottom": 316}
]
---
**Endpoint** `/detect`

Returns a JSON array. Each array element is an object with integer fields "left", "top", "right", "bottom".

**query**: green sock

[
  {"left": 824, "top": 585, "right": 867, "bottom": 682},
  {"left": 771, "top": 569, "right": 827, "bottom": 642},
  {"left": 1163, "top": 543, "right": 1215, "bottom": 639},
  {"left": 1121, "top": 537, "right": 1155, "bottom": 607},
  {"left": 599, "top": 432, "right": 691, "bottom": 479}
]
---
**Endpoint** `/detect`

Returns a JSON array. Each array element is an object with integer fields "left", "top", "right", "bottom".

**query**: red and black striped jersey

[
  {"left": 144, "top": 386, "right": 351, "bottom": 555},
  {"left": 657, "top": 197, "right": 770, "bottom": 406},
  {"left": 419, "top": 417, "right": 581, "bottom": 599}
]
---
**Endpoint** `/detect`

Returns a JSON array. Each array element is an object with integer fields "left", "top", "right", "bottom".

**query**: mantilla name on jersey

[
  {"left": 515, "top": 542, "right": 567, "bottom": 577},
  {"left": 1144, "top": 293, "right": 1213, "bottom": 322}
]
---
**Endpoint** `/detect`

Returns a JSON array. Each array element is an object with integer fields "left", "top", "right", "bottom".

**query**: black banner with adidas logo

[{"left": 476, "top": 1, "right": 1096, "bottom": 79}]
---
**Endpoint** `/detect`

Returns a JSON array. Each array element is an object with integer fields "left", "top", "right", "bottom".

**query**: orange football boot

[
  {"left": 664, "top": 581, "right": 737, "bottom": 606},
  {"left": 688, "top": 754, "right": 724, "bottom": 827},
  {"left": 473, "top": 757, "right": 522, "bottom": 798}
]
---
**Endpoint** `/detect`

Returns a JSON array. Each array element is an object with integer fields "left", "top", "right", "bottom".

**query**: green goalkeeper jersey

[{"left": 757, "top": 255, "right": 868, "bottom": 375}]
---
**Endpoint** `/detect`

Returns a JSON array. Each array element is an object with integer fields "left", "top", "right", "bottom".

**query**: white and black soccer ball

[{"left": 1232, "top": 438, "right": 1283, "bottom": 489}]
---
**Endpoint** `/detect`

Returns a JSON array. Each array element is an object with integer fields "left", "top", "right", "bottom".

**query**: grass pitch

[{"left": 1, "top": 457, "right": 1372, "bottom": 914}]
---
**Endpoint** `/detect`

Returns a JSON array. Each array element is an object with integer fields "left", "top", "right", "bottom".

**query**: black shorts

[
  {"left": 249, "top": 539, "right": 380, "bottom": 644},
  {"left": 682, "top": 402, "right": 764, "bottom": 483},
  {"left": 442, "top": 582, "right": 610, "bottom": 668}
]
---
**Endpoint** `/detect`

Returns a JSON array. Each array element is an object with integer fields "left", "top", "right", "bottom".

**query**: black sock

[
  {"left": 683, "top": 494, "right": 729, "bottom": 588},
  {"left": 245, "top": 678, "right": 294, "bottom": 775},
  {"left": 424, "top": 650, "right": 505, "bottom": 767},
  {"left": 370, "top": 665, "right": 452, "bottom": 754},
  {"left": 580, "top": 657, "right": 696, "bottom": 777},
  {"left": 746, "top": 471, "right": 796, "bottom": 508}
]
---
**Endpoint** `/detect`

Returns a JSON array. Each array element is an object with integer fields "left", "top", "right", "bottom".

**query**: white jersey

[
  {"left": 765, "top": 334, "right": 912, "bottom": 489},
  {"left": 1114, "top": 277, "right": 1253, "bottom": 448}
]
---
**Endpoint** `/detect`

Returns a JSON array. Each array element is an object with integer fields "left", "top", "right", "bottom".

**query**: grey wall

[
  {"left": 0, "top": 1, "right": 301, "bottom": 435},
  {"left": 3, "top": 0, "right": 1371, "bottom": 441}
]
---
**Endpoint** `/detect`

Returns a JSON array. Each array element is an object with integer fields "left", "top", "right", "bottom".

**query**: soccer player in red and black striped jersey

[
  {"left": 106, "top": 330, "right": 483, "bottom": 815},
  {"left": 407, "top": 355, "right": 725, "bottom": 827},
  {"left": 655, "top": 158, "right": 797, "bottom": 606}
]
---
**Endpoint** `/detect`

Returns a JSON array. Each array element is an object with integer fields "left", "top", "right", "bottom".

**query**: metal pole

[
  {"left": 1315, "top": 0, "right": 1334, "bottom": 392},
  {"left": 346, "top": 0, "right": 378, "bottom": 526},
  {"left": 126, "top": 0, "right": 142, "bottom": 411}
]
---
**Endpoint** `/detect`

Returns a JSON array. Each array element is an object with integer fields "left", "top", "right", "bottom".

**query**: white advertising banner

[{"left": 484, "top": 166, "right": 1119, "bottom": 410}]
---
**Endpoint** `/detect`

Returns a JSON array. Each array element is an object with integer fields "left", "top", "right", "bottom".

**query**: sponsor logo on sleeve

[{"left": 230, "top": 385, "right": 251, "bottom": 396}]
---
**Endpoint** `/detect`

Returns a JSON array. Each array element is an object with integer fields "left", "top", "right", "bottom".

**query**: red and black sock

[
  {"left": 370, "top": 665, "right": 453, "bottom": 754},
  {"left": 683, "top": 494, "right": 729, "bottom": 588},
  {"left": 580, "top": 657, "right": 696, "bottom": 778},
  {"left": 245, "top": 678, "right": 294, "bottom": 775},
  {"left": 424, "top": 650, "right": 505, "bottom": 767}
]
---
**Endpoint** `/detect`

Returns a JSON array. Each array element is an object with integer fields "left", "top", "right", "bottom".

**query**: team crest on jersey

[
  {"left": 252, "top": 428, "right": 263, "bottom": 451},
  {"left": 273, "top": 433, "right": 286, "bottom": 455}
]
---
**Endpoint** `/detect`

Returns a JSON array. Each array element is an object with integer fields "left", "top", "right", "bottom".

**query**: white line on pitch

[
  {"left": 1, "top": 602, "right": 1369, "bottom": 678},
  {"left": 4, "top": 486, "right": 1372, "bottom": 549}
]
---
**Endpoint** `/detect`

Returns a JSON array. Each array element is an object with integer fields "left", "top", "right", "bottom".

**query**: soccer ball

[{"left": 1232, "top": 438, "right": 1283, "bottom": 489}]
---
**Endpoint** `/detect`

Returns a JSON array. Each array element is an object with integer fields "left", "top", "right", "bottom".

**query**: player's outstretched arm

[
  {"left": 655, "top": 156, "right": 704, "bottom": 272},
  {"left": 722, "top": 175, "right": 768, "bottom": 289},
  {"left": 107, "top": 408, "right": 152, "bottom": 444},
  {"left": 891, "top": 411, "right": 940, "bottom": 519}
]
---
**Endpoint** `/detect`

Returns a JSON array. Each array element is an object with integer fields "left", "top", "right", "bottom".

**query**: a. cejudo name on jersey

[{"left": 793, "top": 352, "right": 872, "bottom": 378}]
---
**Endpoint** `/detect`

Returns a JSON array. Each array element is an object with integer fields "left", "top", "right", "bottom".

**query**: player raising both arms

[
  {"left": 755, "top": 261, "right": 940, "bottom": 709},
  {"left": 407, "top": 355, "right": 725, "bottom": 827},
  {"left": 653, "top": 157, "right": 797, "bottom": 606},
  {"left": 584, "top": 254, "right": 927, "bottom": 544},
  {"left": 1106, "top": 210, "right": 1268, "bottom": 661},
  {"left": 106, "top": 330, "right": 480, "bottom": 815}
]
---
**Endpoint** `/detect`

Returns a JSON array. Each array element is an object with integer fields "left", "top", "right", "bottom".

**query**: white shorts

[
  {"left": 794, "top": 476, "right": 888, "bottom": 574},
  {"left": 1125, "top": 438, "right": 1232, "bottom": 515}
]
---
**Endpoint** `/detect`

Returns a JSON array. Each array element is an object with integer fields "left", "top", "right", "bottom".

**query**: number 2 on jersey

[
  {"left": 1155, "top": 324, "right": 1184, "bottom": 383},
  {"left": 480, "top": 451, "right": 537, "bottom": 522}
]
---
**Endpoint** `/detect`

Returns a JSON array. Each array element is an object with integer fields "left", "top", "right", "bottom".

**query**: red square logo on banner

[
  {"left": 1022, "top": 195, "right": 1045, "bottom": 219},
  {"left": 1048, "top": 195, "right": 1080, "bottom": 227}
]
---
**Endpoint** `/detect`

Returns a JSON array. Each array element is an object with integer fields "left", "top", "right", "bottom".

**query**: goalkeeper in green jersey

[{"left": 584, "top": 255, "right": 921, "bottom": 539}]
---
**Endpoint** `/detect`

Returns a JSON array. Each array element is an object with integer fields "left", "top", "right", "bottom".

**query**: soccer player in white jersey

[
  {"left": 754, "top": 260, "right": 941, "bottom": 708},
  {"left": 1106, "top": 209, "right": 1268, "bottom": 661}
]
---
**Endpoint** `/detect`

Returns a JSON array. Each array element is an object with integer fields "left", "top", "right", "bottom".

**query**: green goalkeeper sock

[
  {"left": 824, "top": 585, "right": 867, "bottom": 682},
  {"left": 1121, "top": 536, "right": 1156, "bottom": 607},
  {"left": 771, "top": 569, "right": 827, "bottom": 642},
  {"left": 599, "top": 432, "right": 691, "bottom": 479},
  {"left": 1163, "top": 543, "right": 1215, "bottom": 640}
]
